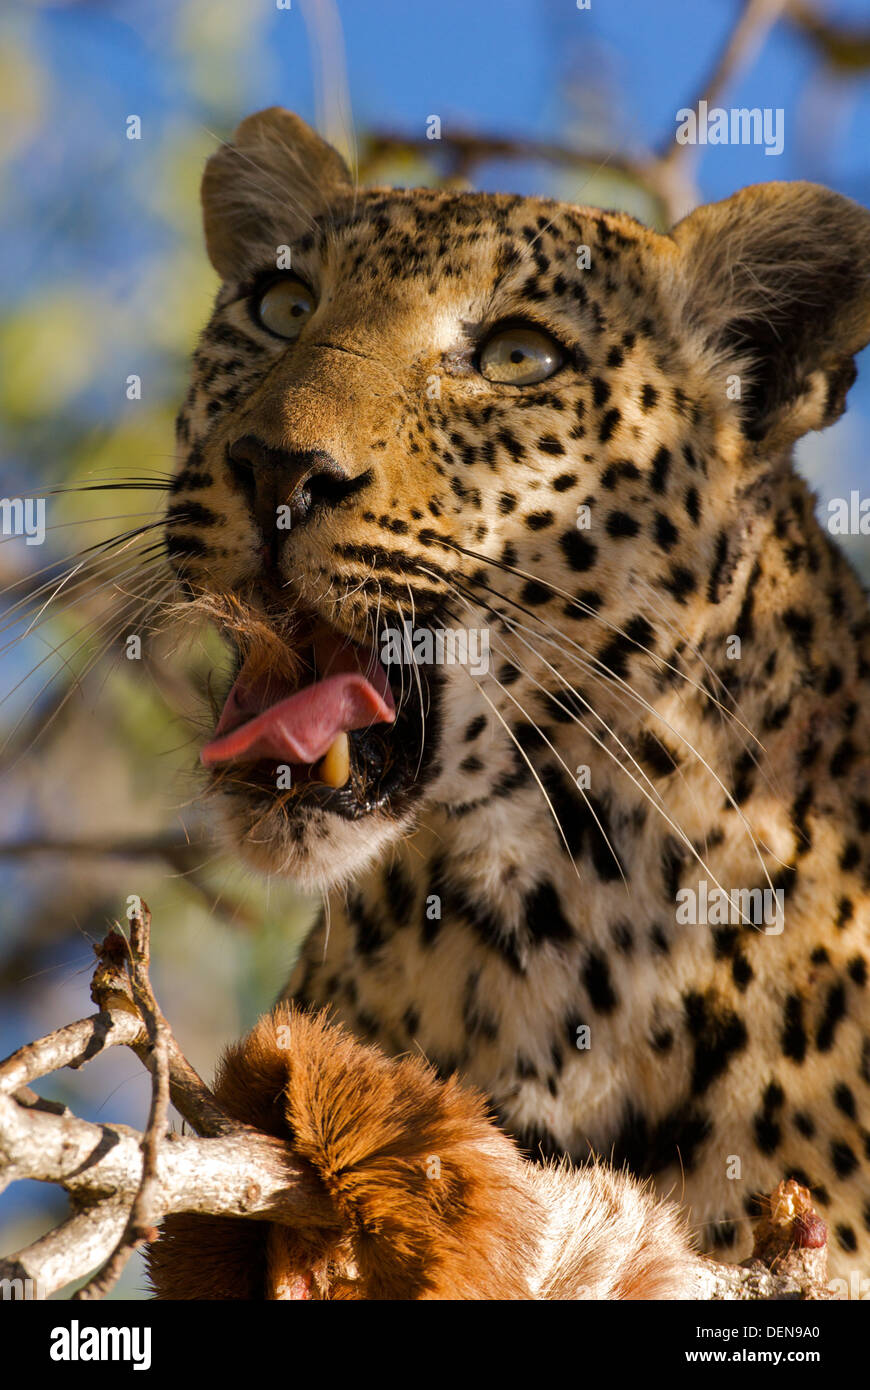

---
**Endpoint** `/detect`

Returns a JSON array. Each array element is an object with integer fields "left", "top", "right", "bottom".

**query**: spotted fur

[{"left": 166, "top": 108, "right": 870, "bottom": 1281}]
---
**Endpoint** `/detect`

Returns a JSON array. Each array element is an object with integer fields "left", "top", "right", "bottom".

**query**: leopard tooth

[{"left": 318, "top": 732, "right": 350, "bottom": 788}]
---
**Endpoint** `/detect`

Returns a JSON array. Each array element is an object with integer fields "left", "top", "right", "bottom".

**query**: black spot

[
  {"left": 710, "top": 1220, "right": 737, "bottom": 1249},
  {"left": 596, "top": 615, "right": 654, "bottom": 681},
  {"left": 611, "top": 920, "right": 634, "bottom": 953},
  {"left": 654, "top": 512, "right": 678, "bottom": 551},
  {"left": 599, "top": 408, "right": 621, "bottom": 442},
  {"left": 402, "top": 1005, "right": 420, "bottom": 1037},
  {"left": 637, "top": 730, "right": 680, "bottom": 776},
  {"left": 560, "top": 529, "right": 599, "bottom": 572},
  {"left": 582, "top": 950, "right": 618, "bottom": 1013},
  {"left": 650, "top": 924, "right": 670, "bottom": 955},
  {"left": 706, "top": 529, "right": 731, "bottom": 603},
  {"left": 833, "top": 1083, "right": 857, "bottom": 1119},
  {"left": 662, "top": 565, "right": 697, "bottom": 603},
  {"left": 781, "top": 994, "right": 807, "bottom": 1062},
  {"left": 684, "top": 991, "right": 748, "bottom": 1095},
  {"left": 524, "top": 880, "right": 575, "bottom": 947},
  {"left": 754, "top": 1114, "right": 781, "bottom": 1154},
  {"left": 661, "top": 837, "right": 685, "bottom": 900},
  {"left": 521, "top": 578, "right": 551, "bottom": 606},
  {"left": 823, "top": 664, "right": 844, "bottom": 695},
  {"left": 575, "top": 793, "right": 624, "bottom": 881},
  {"left": 601, "top": 459, "right": 641, "bottom": 489},
  {"left": 816, "top": 982, "right": 847, "bottom": 1052},
  {"left": 497, "top": 428, "right": 526, "bottom": 462},
  {"left": 384, "top": 860, "right": 415, "bottom": 927},
  {"left": 606, "top": 510, "right": 640, "bottom": 538},
  {"left": 781, "top": 606, "right": 814, "bottom": 650},
  {"left": 836, "top": 897, "right": 854, "bottom": 930},
  {"left": 836, "top": 1224, "right": 858, "bottom": 1253},
  {"left": 712, "top": 926, "right": 739, "bottom": 959},
  {"left": 515, "top": 1053, "right": 538, "bottom": 1080},
  {"left": 348, "top": 891, "right": 384, "bottom": 956},
  {"left": 831, "top": 739, "right": 858, "bottom": 778},
  {"left": 650, "top": 446, "right": 671, "bottom": 493}
]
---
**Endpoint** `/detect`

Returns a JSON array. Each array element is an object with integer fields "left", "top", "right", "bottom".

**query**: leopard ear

[
  {"left": 201, "top": 107, "right": 351, "bottom": 279},
  {"left": 671, "top": 182, "right": 870, "bottom": 448}
]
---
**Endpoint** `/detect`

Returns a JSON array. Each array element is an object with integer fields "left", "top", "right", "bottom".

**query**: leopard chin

[{"left": 211, "top": 788, "right": 418, "bottom": 893}]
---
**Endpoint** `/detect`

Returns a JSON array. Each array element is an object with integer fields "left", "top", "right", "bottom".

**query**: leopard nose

[{"left": 226, "top": 435, "right": 353, "bottom": 537}]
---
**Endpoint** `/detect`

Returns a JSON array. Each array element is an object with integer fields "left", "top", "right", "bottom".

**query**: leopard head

[{"left": 167, "top": 107, "right": 870, "bottom": 890}]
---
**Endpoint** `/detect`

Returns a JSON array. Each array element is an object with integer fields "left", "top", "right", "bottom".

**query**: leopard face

[{"left": 169, "top": 109, "right": 869, "bottom": 894}]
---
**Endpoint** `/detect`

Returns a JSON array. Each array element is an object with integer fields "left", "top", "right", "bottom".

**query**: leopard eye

[
  {"left": 256, "top": 277, "right": 316, "bottom": 339},
  {"left": 478, "top": 324, "right": 564, "bottom": 385}
]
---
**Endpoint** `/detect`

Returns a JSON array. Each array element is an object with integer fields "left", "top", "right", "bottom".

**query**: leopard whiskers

[
  {"left": 440, "top": 552, "right": 784, "bottom": 880},
  {"left": 1, "top": 575, "right": 173, "bottom": 764},
  {"left": 628, "top": 570, "right": 782, "bottom": 801},
  {"left": 428, "top": 535, "right": 760, "bottom": 745},
  {"left": 1, "top": 549, "right": 170, "bottom": 701},
  {"left": 0, "top": 543, "right": 169, "bottom": 656},
  {"left": 495, "top": 596, "right": 786, "bottom": 885},
  {"left": 437, "top": 573, "right": 714, "bottom": 892},
  {"left": 459, "top": 668, "right": 587, "bottom": 883},
  {"left": 402, "top": 582, "right": 429, "bottom": 782},
  {"left": 430, "top": 569, "right": 779, "bottom": 918},
  {"left": 0, "top": 518, "right": 174, "bottom": 615}
]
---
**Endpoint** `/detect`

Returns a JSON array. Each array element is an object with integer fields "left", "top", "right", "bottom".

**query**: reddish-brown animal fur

[{"left": 147, "top": 1006, "right": 700, "bottom": 1299}]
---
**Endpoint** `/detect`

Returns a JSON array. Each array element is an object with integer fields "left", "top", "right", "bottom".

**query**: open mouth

[{"left": 201, "top": 615, "right": 434, "bottom": 819}]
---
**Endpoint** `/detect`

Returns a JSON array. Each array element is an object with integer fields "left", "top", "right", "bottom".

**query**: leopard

[{"left": 160, "top": 106, "right": 870, "bottom": 1289}]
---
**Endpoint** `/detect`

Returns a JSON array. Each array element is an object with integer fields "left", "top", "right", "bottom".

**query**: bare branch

[
  {"left": 0, "top": 1098, "right": 337, "bottom": 1297},
  {"left": 787, "top": 0, "right": 870, "bottom": 72},
  {"left": 74, "top": 901, "right": 172, "bottom": 1299},
  {"left": 0, "top": 1010, "right": 145, "bottom": 1098},
  {"left": 88, "top": 922, "right": 239, "bottom": 1137},
  {"left": 659, "top": 0, "right": 791, "bottom": 164},
  {"left": 0, "top": 832, "right": 208, "bottom": 865}
]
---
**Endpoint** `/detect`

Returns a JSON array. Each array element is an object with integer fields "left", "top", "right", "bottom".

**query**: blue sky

[{"left": 5, "top": 0, "right": 870, "bottom": 308}]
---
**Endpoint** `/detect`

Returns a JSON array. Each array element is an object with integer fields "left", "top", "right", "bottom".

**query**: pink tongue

[{"left": 201, "top": 669, "right": 395, "bottom": 767}]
